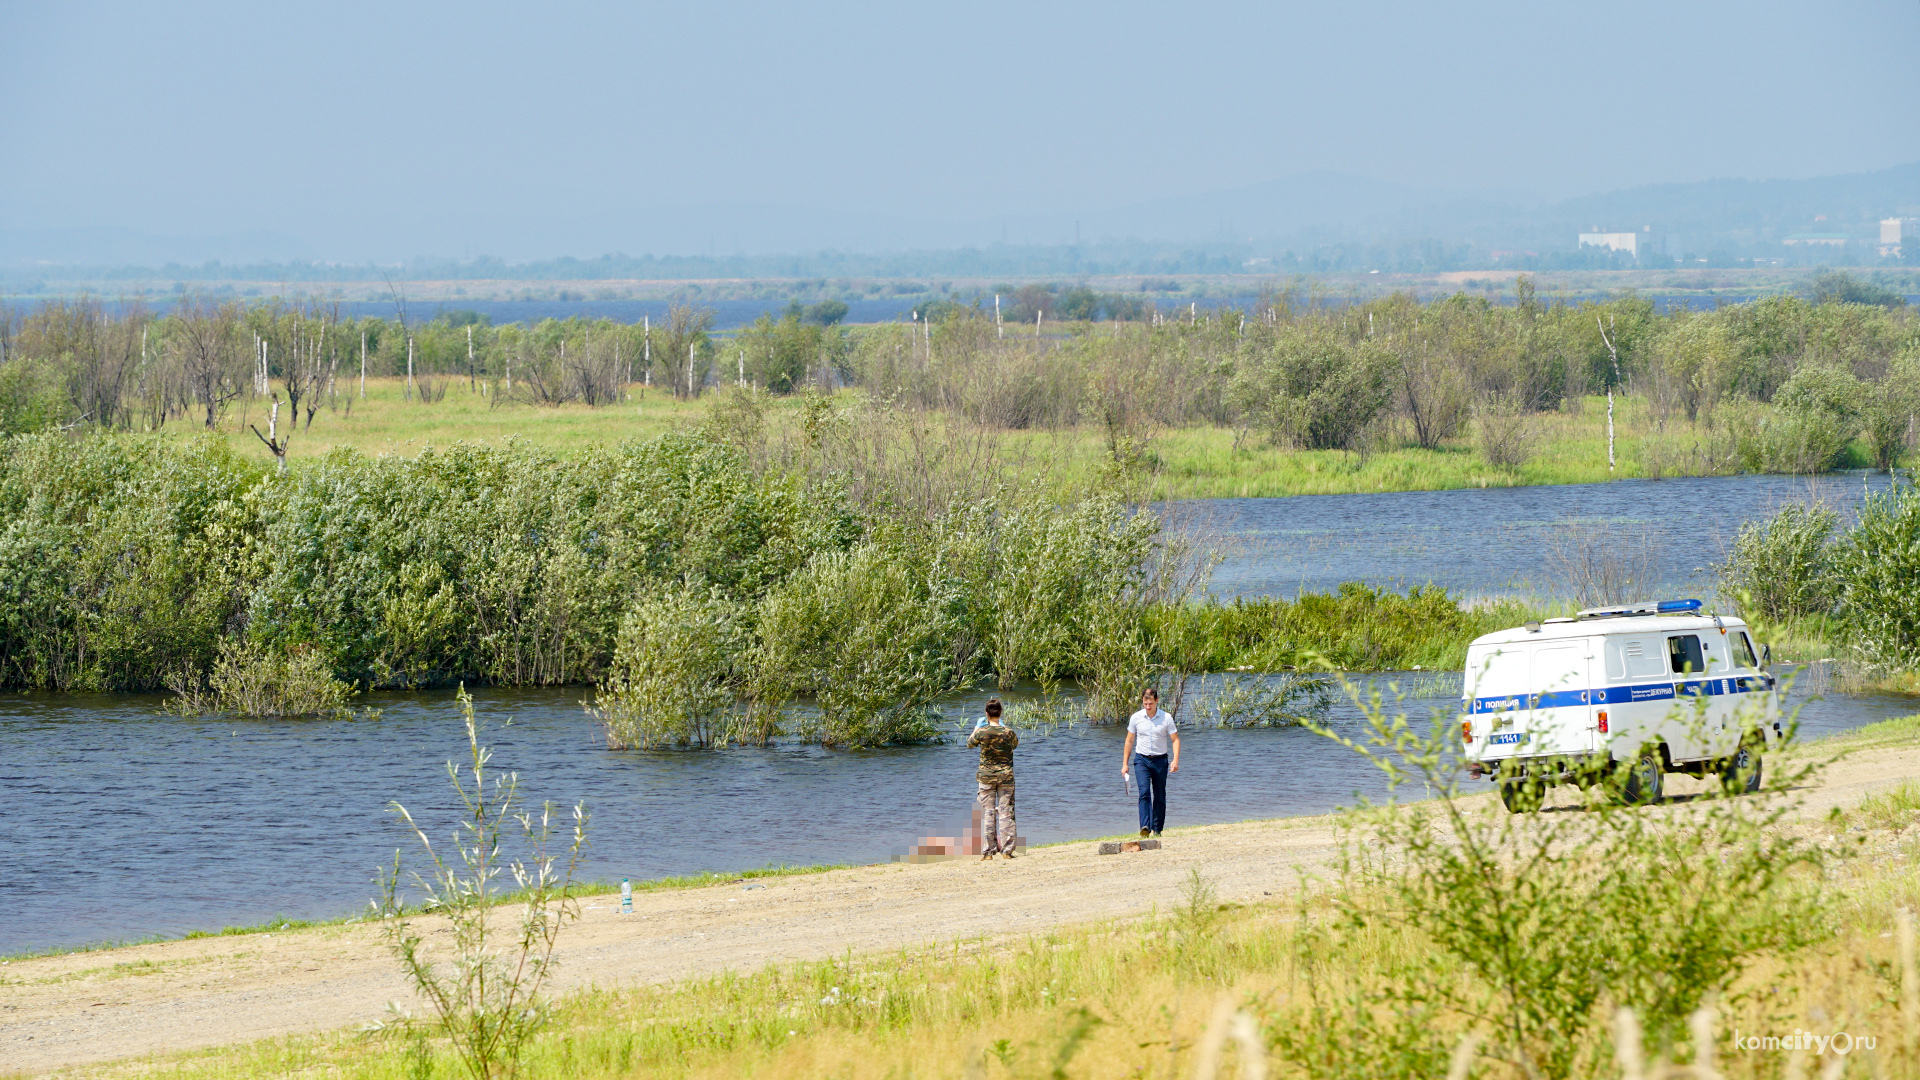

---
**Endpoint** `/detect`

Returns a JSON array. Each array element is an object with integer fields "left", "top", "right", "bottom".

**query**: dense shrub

[
  {"left": 1230, "top": 326, "right": 1392, "bottom": 450},
  {"left": 0, "top": 428, "right": 1207, "bottom": 739},
  {"left": 165, "top": 641, "right": 353, "bottom": 718},
  {"left": 595, "top": 586, "right": 753, "bottom": 749},
  {"left": 1831, "top": 483, "right": 1920, "bottom": 670},
  {"left": 754, "top": 543, "right": 963, "bottom": 747},
  {"left": 0, "top": 432, "right": 856, "bottom": 693},
  {"left": 1718, "top": 502, "right": 1839, "bottom": 622}
]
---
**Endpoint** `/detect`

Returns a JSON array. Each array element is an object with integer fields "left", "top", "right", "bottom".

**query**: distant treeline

[
  {"left": 1, "top": 274, "right": 1916, "bottom": 476},
  {"left": 13, "top": 230, "right": 1915, "bottom": 294},
  {"left": 854, "top": 272, "right": 1920, "bottom": 475}
]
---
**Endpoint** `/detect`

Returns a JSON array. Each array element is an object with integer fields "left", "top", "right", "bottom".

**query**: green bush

[
  {"left": 1230, "top": 326, "right": 1392, "bottom": 451},
  {"left": 595, "top": 586, "right": 754, "bottom": 749},
  {"left": 1717, "top": 502, "right": 1838, "bottom": 622},
  {"left": 0, "top": 355, "right": 78, "bottom": 434},
  {"left": 1731, "top": 364, "right": 1865, "bottom": 474},
  {"left": 165, "top": 640, "right": 353, "bottom": 718},
  {"left": 982, "top": 495, "right": 1158, "bottom": 694},
  {"left": 754, "top": 544, "right": 961, "bottom": 747},
  {"left": 1862, "top": 354, "right": 1920, "bottom": 470},
  {"left": 1831, "top": 482, "right": 1920, "bottom": 670}
]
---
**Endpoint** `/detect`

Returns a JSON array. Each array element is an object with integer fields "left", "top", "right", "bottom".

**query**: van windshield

[
  {"left": 1733, "top": 632, "right": 1759, "bottom": 670},
  {"left": 1667, "top": 634, "right": 1705, "bottom": 675}
]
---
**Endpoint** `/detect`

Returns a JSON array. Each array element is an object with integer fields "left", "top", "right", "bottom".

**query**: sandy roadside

[{"left": 5, "top": 735, "right": 1917, "bottom": 1076}]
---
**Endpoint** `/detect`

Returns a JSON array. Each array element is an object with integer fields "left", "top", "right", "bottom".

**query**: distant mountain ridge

[{"left": 3, "top": 163, "right": 1915, "bottom": 274}]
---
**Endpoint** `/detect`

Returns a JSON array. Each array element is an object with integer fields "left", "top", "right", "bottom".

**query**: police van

[{"left": 1460, "top": 599, "right": 1780, "bottom": 811}]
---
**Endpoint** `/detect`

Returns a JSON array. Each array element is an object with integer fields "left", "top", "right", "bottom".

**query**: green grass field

[{"left": 174, "top": 381, "right": 1774, "bottom": 500}]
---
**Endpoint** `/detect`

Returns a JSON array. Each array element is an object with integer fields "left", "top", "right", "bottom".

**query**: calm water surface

[
  {"left": 4, "top": 473, "right": 1916, "bottom": 953},
  {"left": 1202, "top": 471, "right": 1903, "bottom": 601}
]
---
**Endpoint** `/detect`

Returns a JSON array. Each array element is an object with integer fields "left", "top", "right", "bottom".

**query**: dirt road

[{"left": 5, "top": 735, "right": 1915, "bottom": 1076}]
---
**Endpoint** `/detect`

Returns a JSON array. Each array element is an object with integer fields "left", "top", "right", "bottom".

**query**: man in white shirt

[{"left": 1120, "top": 687, "right": 1180, "bottom": 838}]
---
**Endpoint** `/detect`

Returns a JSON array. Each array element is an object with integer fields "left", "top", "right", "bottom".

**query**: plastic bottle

[{"left": 621, "top": 878, "right": 632, "bottom": 914}]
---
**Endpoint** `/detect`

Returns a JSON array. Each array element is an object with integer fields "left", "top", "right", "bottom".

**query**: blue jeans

[{"left": 1132, "top": 754, "right": 1169, "bottom": 833}]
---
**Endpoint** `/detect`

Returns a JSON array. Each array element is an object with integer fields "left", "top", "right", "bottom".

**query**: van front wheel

[{"left": 1619, "top": 753, "right": 1665, "bottom": 806}]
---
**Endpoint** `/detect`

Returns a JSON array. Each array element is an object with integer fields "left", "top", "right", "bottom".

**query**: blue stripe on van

[{"left": 1469, "top": 675, "right": 1766, "bottom": 713}]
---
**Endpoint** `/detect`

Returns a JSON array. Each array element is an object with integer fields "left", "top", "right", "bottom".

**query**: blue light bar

[{"left": 1656, "top": 599, "right": 1703, "bottom": 614}]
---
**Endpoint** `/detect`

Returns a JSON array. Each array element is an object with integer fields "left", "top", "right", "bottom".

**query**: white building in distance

[
  {"left": 1882, "top": 218, "right": 1905, "bottom": 257},
  {"left": 1578, "top": 231, "right": 1639, "bottom": 256}
]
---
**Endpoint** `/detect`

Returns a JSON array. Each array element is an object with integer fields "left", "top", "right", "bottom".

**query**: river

[{"left": 3, "top": 474, "right": 1914, "bottom": 954}]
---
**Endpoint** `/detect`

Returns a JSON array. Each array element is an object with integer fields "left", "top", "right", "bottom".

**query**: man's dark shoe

[{"left": 1139, "top": 827, "right": 1150, "bottom": 837}]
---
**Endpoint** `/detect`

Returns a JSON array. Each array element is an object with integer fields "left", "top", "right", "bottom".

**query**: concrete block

[{"left": 1098, "top": 839, "right": 1162, "bottom": 854}]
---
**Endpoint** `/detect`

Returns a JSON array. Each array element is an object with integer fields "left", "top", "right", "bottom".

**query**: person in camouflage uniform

[{"left": 967, "top": 698, "right": 1019, "bottom": 859}]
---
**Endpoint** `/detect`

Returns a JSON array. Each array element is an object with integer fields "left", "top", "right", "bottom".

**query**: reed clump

[
  {"left": 1144, "top": 584, "right": 1536, "bottom": 674},
  {"left": 1720, "top": 482, "right": 1920, "bottom": 677},
  {"left": 164, "top": 641, "right": 353, "bottom": 718}
]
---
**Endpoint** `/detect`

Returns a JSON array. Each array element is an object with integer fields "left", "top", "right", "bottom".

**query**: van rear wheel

[
  {"left": 1719, "top": 742, "right": 1763, "bottom": 795},
  {"left": 1618, "top": 752, "right": 1665, "bottom": 806},
  {"left": 1498, "top": 776, "right": 1543, "bottom": 813}
]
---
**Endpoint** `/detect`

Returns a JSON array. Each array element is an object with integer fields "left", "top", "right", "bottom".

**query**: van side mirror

[{"left": 1761, "top": 643, "right": 1772, "bottom": 669}]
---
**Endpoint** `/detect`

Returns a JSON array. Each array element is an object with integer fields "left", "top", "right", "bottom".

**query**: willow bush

[
  {"left": 1719, "top": 483, "right": 1920, "bottom": 673},
  {"left": 1831, "top": 482, "right": 1920, "bottom": 670},
  {"left": 595, "top": 585, "right": 753, "bottom": 749},
  {"left": 1717, "top": 501, "right": 1839, "bottom": 623},
  {"left": 0, "top": 427, "right": 1186, "bottom": 742}
]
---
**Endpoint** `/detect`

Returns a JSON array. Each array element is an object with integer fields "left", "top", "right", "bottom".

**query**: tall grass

[
  {"left": 1144, "top": 584, "right": 1537, "bottom": 674},
  {"left": 1720, "top": 482, "right": 1920, "bottom": 677}
]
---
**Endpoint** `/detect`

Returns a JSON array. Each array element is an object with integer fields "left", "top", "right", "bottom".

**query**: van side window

[
  {"left": 1733, "top": 632, "right": 1759, "bottom": 669},
  {"left": 1667, "top": 634, "right": 1705, "bottom": 675}
]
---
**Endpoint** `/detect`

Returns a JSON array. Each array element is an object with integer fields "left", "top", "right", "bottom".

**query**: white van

[{"left": 1460, "top": 599, "right": 1780, "bottom": 811}]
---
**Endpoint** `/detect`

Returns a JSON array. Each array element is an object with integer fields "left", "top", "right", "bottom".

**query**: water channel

[{"left": 3, "top": 473, "right": 1914, "bottom": 954}]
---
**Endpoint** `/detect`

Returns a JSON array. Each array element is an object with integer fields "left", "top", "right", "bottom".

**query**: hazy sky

[{"left": 4, "top": 0, "right": 1918, "bottom": 260}]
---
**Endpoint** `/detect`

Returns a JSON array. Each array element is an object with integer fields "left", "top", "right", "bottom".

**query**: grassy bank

[
  {"left": 169, "top": 380, "right": 1873, "bottom": 500},
  {"left": 79, "top": 714, "right": 1920, "bottom": 1080}
]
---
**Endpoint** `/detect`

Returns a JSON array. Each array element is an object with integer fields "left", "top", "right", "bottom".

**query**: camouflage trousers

[{"left": 975, "top": 781, "right": 1017, "bottom": 855}]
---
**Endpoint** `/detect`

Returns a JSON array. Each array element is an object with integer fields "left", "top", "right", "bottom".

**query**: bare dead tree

[
  {"left": 171, "top": 298, "right": 245, "bottom": 429},
  {"left": 250, "top": 394, "right": 290, "bottom": 472}
]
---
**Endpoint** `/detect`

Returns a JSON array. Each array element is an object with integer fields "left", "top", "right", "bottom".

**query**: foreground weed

[
  {"left": 1855, "top": 780, "right": 1920, "bottom": 832},
  {"left": 1304, "top": 674, "right": 1829, "bottom": 1077},
  {"left": 376, "top": 686, "right": 589, "bottom": 1079}
]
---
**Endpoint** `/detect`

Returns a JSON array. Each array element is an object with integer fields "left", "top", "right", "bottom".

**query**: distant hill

[{"left": 3, "top": 163, "right": 1914, "bottom": 278}]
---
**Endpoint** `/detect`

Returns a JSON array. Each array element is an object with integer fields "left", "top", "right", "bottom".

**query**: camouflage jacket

[{"left": 967, "top": 723, "right": 1019, "bottom": 785}]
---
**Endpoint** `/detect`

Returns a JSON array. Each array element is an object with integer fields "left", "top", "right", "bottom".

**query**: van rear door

[
  {"left": 1465, "top": 643, "right": 1530, "bottom": 761},
  {"left": 1529, "top": 643, "right": 1597, "bottom": 759}
]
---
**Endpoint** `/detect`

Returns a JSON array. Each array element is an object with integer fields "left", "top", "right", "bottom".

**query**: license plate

[{"left": 1489, "top": 732, "right": 1529, "bottom": 745}]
